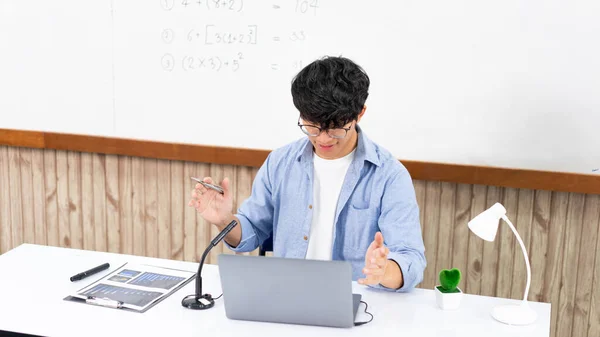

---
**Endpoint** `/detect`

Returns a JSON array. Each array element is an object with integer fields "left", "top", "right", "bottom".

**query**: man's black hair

[{"left": 291, "top": 56, "right": 370, "bottom": 129}]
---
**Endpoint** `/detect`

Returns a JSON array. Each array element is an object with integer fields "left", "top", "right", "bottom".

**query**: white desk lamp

[{"left": 468, "top": 202, "right": 537, "bottom": 325}]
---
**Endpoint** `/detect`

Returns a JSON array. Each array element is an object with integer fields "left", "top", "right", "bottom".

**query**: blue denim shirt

[{"left": 226, "top": 126, "right": 426, "bottom": 292}]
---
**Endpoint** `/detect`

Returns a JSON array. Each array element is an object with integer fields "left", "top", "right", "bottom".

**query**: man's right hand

[{"left": 188, "top": 176, "right": 234, "bottom": 229}]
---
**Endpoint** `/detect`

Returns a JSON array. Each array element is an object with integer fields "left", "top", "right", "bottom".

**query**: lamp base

[{"left": 491, "top": 302, "right": 537, "bottom": 325}]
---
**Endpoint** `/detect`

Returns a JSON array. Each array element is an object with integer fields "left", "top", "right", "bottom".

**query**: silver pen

[
  {"left": 86, "top": 296, "right": 124, "bottom": 309},
  {"left": 191, "top": 177, "right": 224, "bottom": 194}
]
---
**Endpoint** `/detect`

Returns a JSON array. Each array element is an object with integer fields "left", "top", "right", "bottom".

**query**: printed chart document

[{"left": 67, "top": 263, "right": 196, "bottom": 312}]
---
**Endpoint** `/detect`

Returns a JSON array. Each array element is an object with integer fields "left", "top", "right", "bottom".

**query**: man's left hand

[{"left": 358, "top": 232, "right": 390, "bottom": 285}]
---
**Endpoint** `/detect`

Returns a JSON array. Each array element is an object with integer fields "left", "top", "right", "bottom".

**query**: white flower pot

[{"left": 435, "top": 286, "right": 463, "bottom": 310}]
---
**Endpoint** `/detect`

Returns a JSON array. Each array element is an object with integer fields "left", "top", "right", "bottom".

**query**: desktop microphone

[{"left": 181, "top": 219, "right": 238, "bottom": 310}]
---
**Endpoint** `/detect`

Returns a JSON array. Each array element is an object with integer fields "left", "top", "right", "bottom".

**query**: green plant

[{"left": 437, "top": 268, "right": 461, "bottom": 293}]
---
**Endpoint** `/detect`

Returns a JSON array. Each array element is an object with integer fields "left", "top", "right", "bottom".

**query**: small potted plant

[{"left": 435, "top": 268, "right": 463, "bottom": 310}]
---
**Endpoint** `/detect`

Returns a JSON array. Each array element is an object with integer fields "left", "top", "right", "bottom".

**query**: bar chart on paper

[
  {"left": 128, "top": 272, "right": 186, "bottom": 290},
  {"left": 82, "top": 284, "right": 164, "bottom": 307}
]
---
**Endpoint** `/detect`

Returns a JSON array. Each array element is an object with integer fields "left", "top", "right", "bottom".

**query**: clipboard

[{"left": 64, "top": 262, "right": 196, "bottom": 313}]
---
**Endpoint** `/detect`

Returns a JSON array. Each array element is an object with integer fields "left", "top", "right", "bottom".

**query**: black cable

[
  {"left": 354, "top": 300, "right": 374, "bottom": 326},
  {"left": 213, "top": 293, "right": 223, "bottom": 300}
]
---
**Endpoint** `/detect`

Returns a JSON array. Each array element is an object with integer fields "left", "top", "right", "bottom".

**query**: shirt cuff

[
  {"left": 368, "top": 252, "right": 415, "bottom": 293},
  {"left": 223, "top": 214, "right": 258, "bottom": 253}
]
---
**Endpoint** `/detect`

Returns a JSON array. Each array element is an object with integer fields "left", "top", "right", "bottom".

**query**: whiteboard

[
  {"left": 1, "top": 0, "right": 599, "bottom": 174},
  {"left": 0, "top": 0, "right": 114, "bottom": 136}
]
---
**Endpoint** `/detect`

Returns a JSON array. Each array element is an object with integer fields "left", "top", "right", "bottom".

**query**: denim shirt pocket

[{"left": 340, "top": 204, "right": 380, "bottom": 255}]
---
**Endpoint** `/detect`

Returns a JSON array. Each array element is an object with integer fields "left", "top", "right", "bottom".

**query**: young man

[{"left": 189, "top": 56, "right": 426, "bottom": 292}]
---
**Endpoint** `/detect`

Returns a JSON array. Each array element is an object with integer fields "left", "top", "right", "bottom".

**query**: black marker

[{"left": 70, "top": 263, "right": 110, "bottom": 282}]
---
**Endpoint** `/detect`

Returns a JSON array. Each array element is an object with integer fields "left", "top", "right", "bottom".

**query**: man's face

[
  {"left": 298, "top": 106, "right": 366, "bottom": 160},
  {"left": 299, "top": 119, "right": 358, "bottom": 160}
]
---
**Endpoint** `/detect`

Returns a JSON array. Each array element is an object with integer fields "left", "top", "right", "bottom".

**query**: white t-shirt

[{"left": 305, "top": 148, "right": 356, "bottom": 260}]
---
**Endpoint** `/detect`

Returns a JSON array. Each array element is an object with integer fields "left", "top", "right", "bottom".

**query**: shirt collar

[{"left": 296, "top": 124, "right": 381, "bottom": 167}]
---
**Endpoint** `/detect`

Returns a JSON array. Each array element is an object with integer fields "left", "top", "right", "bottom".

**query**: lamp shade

[{"left": 467, "top": 203, "right": 507, "bottom": 241}]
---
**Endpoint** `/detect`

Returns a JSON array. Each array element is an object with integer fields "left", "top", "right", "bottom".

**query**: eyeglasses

[{"left": 297, "top": 119, "right": 354, "bottom": 139}]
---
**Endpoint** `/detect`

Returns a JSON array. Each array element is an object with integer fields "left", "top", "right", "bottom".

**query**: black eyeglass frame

[{"left": 297, "top": 118, "right": 355, "bottom": 139}]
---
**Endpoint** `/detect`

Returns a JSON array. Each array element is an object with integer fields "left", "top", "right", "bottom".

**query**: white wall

[{"left": 1, "top": 0, "right": 599, "bottom": 174}]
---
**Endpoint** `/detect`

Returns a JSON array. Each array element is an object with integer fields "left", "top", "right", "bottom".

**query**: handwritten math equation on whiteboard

[{"left": 158, "top": 0, "right": 318, "bottom": 73}]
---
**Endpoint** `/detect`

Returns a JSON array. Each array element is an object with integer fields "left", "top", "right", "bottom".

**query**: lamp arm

[{"left": 501, "top": 215, "right": 531, "bottom": 302}]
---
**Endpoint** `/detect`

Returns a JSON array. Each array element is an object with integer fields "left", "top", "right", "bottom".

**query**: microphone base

[{"left": 181, "top": 294, "right": 215, "bottom": 310}]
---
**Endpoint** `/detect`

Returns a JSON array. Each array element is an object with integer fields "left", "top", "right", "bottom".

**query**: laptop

[{"left": 217, "top": 254, "right": 362, "bottom": 328}]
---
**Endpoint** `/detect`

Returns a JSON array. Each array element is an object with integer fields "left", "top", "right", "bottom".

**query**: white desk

[{"left": 0, "top": 244, "right": 551, "bottom": 337}]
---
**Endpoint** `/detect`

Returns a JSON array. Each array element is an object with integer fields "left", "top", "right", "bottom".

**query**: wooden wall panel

[
  {"left": 1, "top": 145, "right": 600, "bottom": 337},
  {"left": 451, "top": 184, "right": 471, "bottom": 292},
  {"left": 81, "top": 152, "right": 94, "bottom": 251},
  {"left": 20, "top": 149, "right": 34, "bottom": 246},
  {"left": 144, "top": 159, "right": 158, "bottom": 258},
  {"left": 56, "top": 151, "right": 70, "bottom": 248},
  {"left": 67, "top": 151, "right": 82, "bottom": 249},
  {"left": 573, "top": 195, "right": 600, "bottom": 337},
  {"left": 0, "top": 147, "right": 11, "bottom": 253},
  {"left": 546, "top": 192, "right": 569, "bottom": 337},
  {"left": 131, "top": 157, "right": 145, "bottom": 257},
  {"left": 157, "top": 159, "right": 172, "bottom": 260},
  {"left": 118, "top": 156, "right": 133, "bottom": 255},
  {"left": 170, "top": 161, "right": 184, "bottom": 261},
  {"left": 43, "top": 151, "right": 59, "bottom": 248},
  {"left": 105, "top": 155, "right": 120, "bottom": 254},
  {"left": 31, "top": 149, "right": 46, "bottom": 246},
  {"left": 528, "top": 190, "right": 551, "bottom": 303},
  {"left": 92, "top": 154, "right": 107, "bottom": 252},
  {"left": 557, "top": 194, "right": 585, "bottom": 337},
  {"left": 434, "top": 182, "right": 456, "bottom": 286},
  {"left": 589, "top": 223, "right": 600, "bottom": 337},
  {"left": 422, "top": 181, "right": 441, "bottom": 290},
  {"left": 8, "top": 147, "right": 23, "bottom": 248}
]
